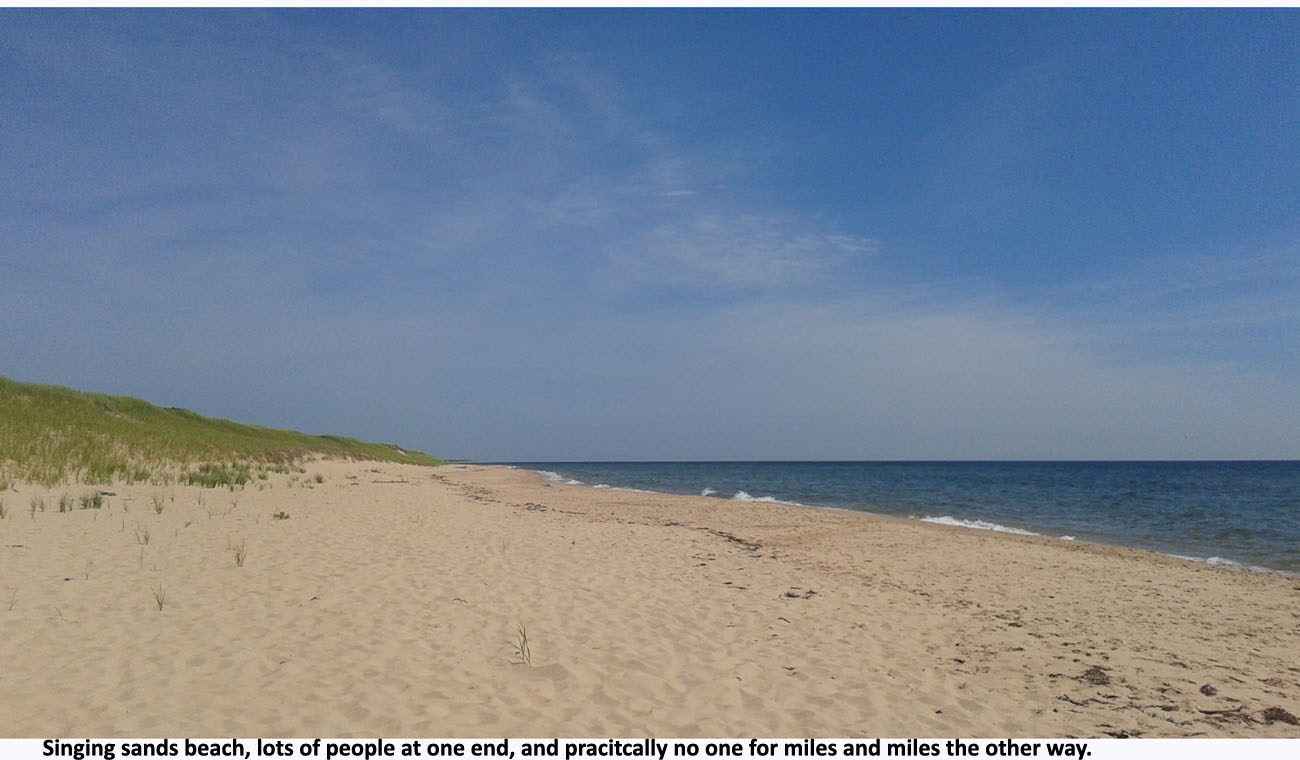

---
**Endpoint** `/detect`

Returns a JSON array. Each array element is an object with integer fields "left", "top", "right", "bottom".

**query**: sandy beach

[{"left": 1, "top": 460, "right": 1297, "bottom": 737}]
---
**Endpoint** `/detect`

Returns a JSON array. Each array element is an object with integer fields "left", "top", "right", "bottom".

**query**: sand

[{"left": 1, "top": 460, "right": 1297, "bottom": 737}]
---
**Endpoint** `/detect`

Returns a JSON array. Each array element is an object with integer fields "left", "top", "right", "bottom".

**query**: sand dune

[{"left": 1, "top": 460, "right": 1297, "bottom": 737}]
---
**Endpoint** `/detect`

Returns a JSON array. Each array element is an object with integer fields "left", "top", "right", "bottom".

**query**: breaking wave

[
  {"left": 917, "top": 515, "right": 1039, "bottom": 536},
  {"left": 538, "top": 470, "right": 584, "bottom": 486}
]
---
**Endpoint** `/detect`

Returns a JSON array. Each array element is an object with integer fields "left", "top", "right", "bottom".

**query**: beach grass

[
  {"left": 0, "top": 375, "right": 442, "bottom": 486},
  {"left": 511, "top": 622, "right": 532, "bottom": 666}
]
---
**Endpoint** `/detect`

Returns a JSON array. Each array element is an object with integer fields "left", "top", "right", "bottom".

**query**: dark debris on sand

[{"left": 1082, "top": 666, "right": 1111, "bottom": 685}]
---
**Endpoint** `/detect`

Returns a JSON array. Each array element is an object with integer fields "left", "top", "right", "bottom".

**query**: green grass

[
  {"left": 184, "top": 463, "right": 252, "bottom": 489},
  {"left": 0, "top": 375, "right": 443, "bottom": 486}
]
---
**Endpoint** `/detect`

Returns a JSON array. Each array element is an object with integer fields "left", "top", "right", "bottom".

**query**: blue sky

[{"left": 3, "top": 9, "right": 1298, "bottom": 460}]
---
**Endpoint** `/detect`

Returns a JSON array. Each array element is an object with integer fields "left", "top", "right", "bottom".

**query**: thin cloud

[{"left": 612, "top": 214, "right": 879, "bottom": 293}]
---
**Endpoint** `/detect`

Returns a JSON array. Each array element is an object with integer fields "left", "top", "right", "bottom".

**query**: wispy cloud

[{"left": 612, "top": 214, "right": 878, "bottom": 293}]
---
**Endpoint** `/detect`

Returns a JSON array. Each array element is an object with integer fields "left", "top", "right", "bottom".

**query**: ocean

[{"left": 496, "top": 461, "right": 1300, "bottom": 576}]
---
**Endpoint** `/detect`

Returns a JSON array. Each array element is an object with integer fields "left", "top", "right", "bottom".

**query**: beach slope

[{"left": 1, "top": 461, "right": 1297, "bottom": 737}]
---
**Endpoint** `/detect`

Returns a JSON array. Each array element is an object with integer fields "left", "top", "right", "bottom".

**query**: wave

[
  {"left": 1169, "top": 553, "right": 1295, "bottom": 577},
  {"left": 701, "top": 487, "right": 717, "bottom": 497},
  {"left": 732, "top": 490, "right": 781, "bottom": 503},
  {"left": 731, "top": 490, "right": 808, "bottom": 507},
  {"left": 918, "top": 515, "right": 1039, "bottom": 536},
  {"left": 537, "top": 470, "right": 584, "bottom": 486}
]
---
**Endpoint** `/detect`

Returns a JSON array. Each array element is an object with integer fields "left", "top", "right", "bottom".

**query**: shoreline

[
  {"left": 497, "top": 462, "right": 1299, "bottom": 579},
  {"left": 2, "top": 458, "right": 1298, "bottom": 736}
]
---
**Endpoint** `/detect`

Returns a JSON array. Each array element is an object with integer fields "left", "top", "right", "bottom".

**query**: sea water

[{"left": 496, "top": 461, "right": 1300, "bottom": 576}]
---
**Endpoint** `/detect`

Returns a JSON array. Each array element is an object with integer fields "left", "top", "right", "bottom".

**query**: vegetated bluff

[{"left": 0, "top": 375, "right": 441, "bottom": 487}]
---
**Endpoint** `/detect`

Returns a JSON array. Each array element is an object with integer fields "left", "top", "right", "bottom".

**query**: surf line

[{"left": 563, "top": 740, "right": 668, "bottom": 760}]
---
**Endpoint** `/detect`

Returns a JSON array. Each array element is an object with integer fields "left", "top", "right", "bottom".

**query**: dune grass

[
  {"left": 511, "top": 622, "right": 532, "bottom": 666},
  {"left": 0, "top": 375, "right": 442, "bottom": 486}
]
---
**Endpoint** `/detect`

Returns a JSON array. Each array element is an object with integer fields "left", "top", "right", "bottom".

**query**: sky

[{"left": 2, "top": 8, "right": 1298, "bottom": 461}]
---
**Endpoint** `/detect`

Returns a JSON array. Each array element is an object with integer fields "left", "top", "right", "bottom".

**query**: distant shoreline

[{"left": 488, "top": 460, "right": 1300, "bottom": 579}]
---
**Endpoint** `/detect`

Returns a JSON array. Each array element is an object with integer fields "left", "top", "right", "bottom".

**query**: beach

[{"left": 1, "top": 460, "right": 1297, "bottom": 737}]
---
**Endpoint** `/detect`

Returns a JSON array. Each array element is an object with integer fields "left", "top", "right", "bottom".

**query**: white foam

[
  {"left": 732, "top": 490, "right": 792, "bottom": 504},
  {"left": 592, "top": 483, "right": 611, "bottom": 489},
  {"left": 1060, "top": 535, "right": 1076, "bottom": 541},
  {"left": 701, "top": 487, "right": 717, "bottom": 497},
  {"left": 1201, "top": 555, "right": 1291, "bottom": 576},
  {"left": 918, "top": 515, "right": 1039, "bottom": 536},
  {"left": 536, "top": 470, "right": 583, "bottom": 486}
]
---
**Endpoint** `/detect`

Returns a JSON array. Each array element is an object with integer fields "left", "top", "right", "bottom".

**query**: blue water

[{"left": 497, "top": 461, "right": 1300, "bottom": 576}]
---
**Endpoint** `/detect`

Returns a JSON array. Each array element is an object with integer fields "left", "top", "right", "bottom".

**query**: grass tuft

[
  {"left": 153, "top": 582, "right": 165, "bottom": 611},
  {"left": 511, "top": 622, "right": 532, "bottom": 666},
  {"left": 233, "top": 538, "right": 247, "bottom": 567},
  {"left": 185, "top": 463, "right": 252, "bottom": 489}
]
